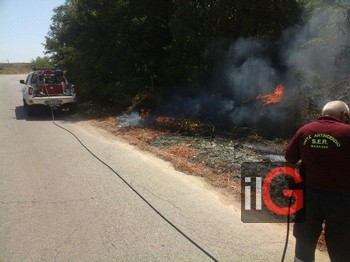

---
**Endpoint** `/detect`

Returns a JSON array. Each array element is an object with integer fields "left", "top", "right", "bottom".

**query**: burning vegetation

[
  {"left": 256, "top": 84, "right": 285, "bottom": 106},
  {"left": 82, "top": 101, "right": 288, "bottom": 192}
]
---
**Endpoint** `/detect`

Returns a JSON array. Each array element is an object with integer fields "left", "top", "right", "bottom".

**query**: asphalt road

[{"left": 0, "top": 75, "right": 329, "bottom": 261}]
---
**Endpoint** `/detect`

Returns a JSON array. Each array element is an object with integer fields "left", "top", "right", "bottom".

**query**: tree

[
  {"left": 30, "top": 56, "right": 54, "bottom": 67},
  {"left": 45, "top": 0, "right": 173, "bottom": 105}
]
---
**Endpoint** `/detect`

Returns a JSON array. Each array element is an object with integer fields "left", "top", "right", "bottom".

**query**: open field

[{"left": 0, "top": 63, "right": 31, "bottom": 74}]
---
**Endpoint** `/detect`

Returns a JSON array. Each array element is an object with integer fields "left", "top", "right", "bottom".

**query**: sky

[{"left": 0, "top": 0, "right": 66, "bottom": 63}]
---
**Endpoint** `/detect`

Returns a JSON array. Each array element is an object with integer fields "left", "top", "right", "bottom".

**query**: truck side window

[
  {"left": 25, "top": 73, "right": 33, "bottom": 85},
  {"left": 31, "top": 75, "right": 37, "bottom": 84}
]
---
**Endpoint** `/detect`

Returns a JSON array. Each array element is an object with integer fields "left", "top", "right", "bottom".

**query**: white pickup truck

[{"left": 20, "top": 67, "right": 77, "bottom": 116}]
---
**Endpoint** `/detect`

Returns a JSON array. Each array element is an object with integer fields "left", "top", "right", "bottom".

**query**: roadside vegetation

[
  {"left": 0, "top": 57, "right": 54, "bottom": 75},
  {"left": 44, "top": 0, "right": 301, "bottom": 107},
  {"left": 30, "top": 56, "right": 55, "bottom": 68},
  {"left": 44, "top": 0, "right": 350, "bottom": 137},
  {"left": 0, "top": 63, "right": 31, "bottom": 74}
]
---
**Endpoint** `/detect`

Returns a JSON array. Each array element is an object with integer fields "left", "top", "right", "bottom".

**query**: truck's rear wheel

[
  {"left": 27, "top": 105, "right": 34, "bottom": 116},
  {"left": 69, "top": 104, "right": 77, "bottom": 114},
  {"left": 23, "top": 99, "right": 34, "bottom": 116}
]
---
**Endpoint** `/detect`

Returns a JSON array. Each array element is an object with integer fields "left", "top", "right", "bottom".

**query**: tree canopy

[
  {"left": 45, "top": 0, "right": 302, "bottom": 108},
  {"left": 30, "top": 56, "right": 55, "bottom": 68}
]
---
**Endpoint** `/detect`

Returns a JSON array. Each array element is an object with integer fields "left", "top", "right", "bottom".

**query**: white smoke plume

[
  {"left": 163, "top": 3, "right": 350, "bottom": 137},
  {"left": 284, "top": 5, "right": 350, "bottom": 82}
]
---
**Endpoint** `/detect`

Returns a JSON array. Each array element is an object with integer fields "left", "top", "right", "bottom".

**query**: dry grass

[
  {"left": 109, "top": 122, "right": 214, "bottom": 178},
  {"left": 0, "top": 63, "right": 31, "bottom": 74}
]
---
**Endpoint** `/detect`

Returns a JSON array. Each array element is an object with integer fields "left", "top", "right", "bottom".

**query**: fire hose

[
  {"left": 43, "top": 80, "right": 294, "bottom": 261},
  {"left": 281, "top": 195, "right": 293, "bottom": 262},
  {"left": 43, "top": 83, "right": 219, "bottom": 261}
]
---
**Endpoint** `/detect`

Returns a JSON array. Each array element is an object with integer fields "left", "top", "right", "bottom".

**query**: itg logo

[{"left": 241, "top": 163, "right": 304, "bottom": 223}]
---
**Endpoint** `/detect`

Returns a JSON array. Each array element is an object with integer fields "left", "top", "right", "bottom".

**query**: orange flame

[
  {"left": 256, "top": 83, "right": 285, "bottom": 105},
  {"left": 140, "top": 109, "right": 150, "bottom": 118},
  {"left": 156, "top": 116, "right": 172, "bottom": 124}
]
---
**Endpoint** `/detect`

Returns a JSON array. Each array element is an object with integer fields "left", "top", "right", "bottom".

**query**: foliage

[
  {"left": 30, "top": 56, "right": 55, "bottom": 67},
  {"left": 45, "top": 0, "right": 302, "bottom": 108}
]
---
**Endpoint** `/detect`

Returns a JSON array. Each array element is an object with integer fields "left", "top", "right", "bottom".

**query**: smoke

[
  {"left": 117, "top": 112, "right": 144, "bottom": 127},
  {"left": 284, "top": 5, "right": 350, "bottom": 83},
  {"left": 161, "top": 3, "right": 350, "bottom": 137}
]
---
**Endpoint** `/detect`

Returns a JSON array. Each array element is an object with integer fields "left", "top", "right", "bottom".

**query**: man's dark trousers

[{"left": 294, "top": 189, "right": 350, "bottom": 262}]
